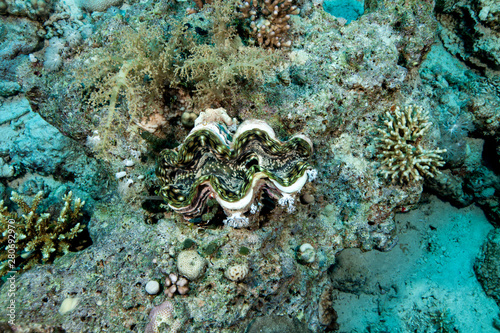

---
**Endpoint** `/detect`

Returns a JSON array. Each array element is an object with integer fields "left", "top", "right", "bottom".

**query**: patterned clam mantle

[{"left": 156, "top": 109, "right": 315, "bottom": 228}]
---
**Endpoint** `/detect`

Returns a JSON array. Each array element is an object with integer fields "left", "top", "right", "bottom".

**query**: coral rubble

[
  {"left": 376, "top": 105, "right": 446, "bottom": 184},
  {"left": 157, "top": 108, "right": 315, "bottom": 227}
]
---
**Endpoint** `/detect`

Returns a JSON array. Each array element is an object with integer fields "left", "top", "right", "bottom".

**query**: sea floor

[{"left": 331, "top": 195, "right": 498, "bottom": 332}]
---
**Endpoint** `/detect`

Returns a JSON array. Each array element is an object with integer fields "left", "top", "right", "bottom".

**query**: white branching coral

[
  {"left": 306, "top": 169, "right": 318, "bottom": 182},
  {"left": 223, "top": 213, "right": 250, "bottom": 228},
  {"left": 278, "top": 194, "right": 296, "bottom": 213},
  {"left": 376, "top": 105, "right": 446, "bottom": 184}
]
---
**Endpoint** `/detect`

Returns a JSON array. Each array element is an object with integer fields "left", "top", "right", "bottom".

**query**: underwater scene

[{"left": 0, "top": 0, "right": 499, "bottom": 331}]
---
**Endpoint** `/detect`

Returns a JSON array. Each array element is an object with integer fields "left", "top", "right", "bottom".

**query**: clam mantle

[{"left": 156, "top": 108, "right": 316, "bottom": 228}]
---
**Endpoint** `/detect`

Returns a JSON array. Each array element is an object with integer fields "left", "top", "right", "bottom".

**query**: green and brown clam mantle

[{"left": 156, "top": 108, "right": 316, "bottom": 228}]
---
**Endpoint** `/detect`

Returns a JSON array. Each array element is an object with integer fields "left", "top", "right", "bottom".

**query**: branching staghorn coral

[
  {"left": 239, "top": 0, "right": 300, "bottom": 48},
  {"left": 0, "top": 191, "right": 85, "bottom": 277},
  {"left": 376, "top": 105, "right": 446, "bottom": 184},
  {"left": 156, "top": 108, "right": 315, "bottom": 228}
]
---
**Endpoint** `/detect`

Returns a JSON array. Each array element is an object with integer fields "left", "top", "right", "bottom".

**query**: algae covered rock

[
  {"left": 475, "top": 228, "right": 500, "bottom": 306},
  {"left": 245, "top": 315, "right": 312, "bottom": 333},
  {"left": 436, "top": 0, "right": 500, "bottom": 70}
]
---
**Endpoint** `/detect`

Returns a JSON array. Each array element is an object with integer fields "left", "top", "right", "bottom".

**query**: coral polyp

[{"left": 156, "top": 108, "right": 315, "bottom": 227}]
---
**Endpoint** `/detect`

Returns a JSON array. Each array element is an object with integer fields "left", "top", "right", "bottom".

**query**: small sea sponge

[
  {"left": 176, "top": 250, "right": 206, "bottom": 281},
  {"left": 145, "top": 281, "right": 160, "bottom": 295},
  {"left": 59, "top": 297, "right": 80, "bottom": 315},
  {"left": 297, "top": 243, "right": 315, "bottom": 263},
  {"left": 225, "top": 263, "right": 249, "bottom": 282}
]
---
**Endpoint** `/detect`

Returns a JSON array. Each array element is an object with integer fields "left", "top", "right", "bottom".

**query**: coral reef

[
  {"left": 322, "top": 0, "right": 364, "bottom": 24},
  {"left": 0, "top": 199, "right": 336, "bottom": 331},
  {"left": 436, "top": 0, "right": 500, "bottom": 71},
  {"left": 176, "top": 0, "right": 282, "bottom": 105},
  {"left": 246, "top": 315, "right": 312, "bottom": 332},
  {"left": 0, "top": 0, "right": 499, "bottom": 331},
  {"left": 0, "top": 97, "right": 112, "bottom": 201},
  {"left": 0, "top": 191, "right": 86, "bottom": 277},
  {"left": 238, "top": 0, "right": 301, "bottom": 48},
  {"left": 419, "top": 44, "right": 500, "bottom": 223},
  {"left": 376, "top": 105, "right": 446, "bottom": 184},
  {"left": 0, "top": 0, "right": 54, "bottom": 20},
  {"left": 156, "top": 108, "right": 315, "bottom": 226},
  {"left": 0, "top": 15, "right": 41, "bottom": 84},
  {"left": 0, "top": 81, "right": 21, "bottom": 97},
  {"left": 63, "top": 0, "right": 282, "bottom": 160},
  {"left": 475, "top": 228, "right": 500, "bottom": 306},
  {"left": 74, "top": 23, "right": 179, "bottom": 159}
]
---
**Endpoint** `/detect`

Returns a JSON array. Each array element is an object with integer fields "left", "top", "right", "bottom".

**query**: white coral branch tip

[
  {"left": 250, "top": 203, "right": 261, "bottom": 214},
  {"left": 306, "top": 168, "right": 318, "bottom": 182},
  {"left": 278, "top": 194, "right": 296, "bottom": 213},
  {"left": 223, "top": 213, "right": 250, "bottom": 228}
]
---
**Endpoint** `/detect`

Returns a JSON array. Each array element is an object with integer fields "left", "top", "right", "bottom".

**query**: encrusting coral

[
  {"left": 0, "top": 191, "right": 85, "bottom": 278},
  {"left": 176, "top": 250, "right": 206, "bottom": 281},
  {"left": 376, "top": 105, "right": 446, "bottom": 184},
  {"left": 144, "top": 300, "right": 182, "bottom": 333},
  {"left": 156, "top": 108, "right": 315, "bottom": 227}
]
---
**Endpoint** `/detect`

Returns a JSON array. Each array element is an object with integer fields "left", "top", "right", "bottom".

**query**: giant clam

[{"left": 156, "top": 108, "right": 315, "bottom": 228}]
